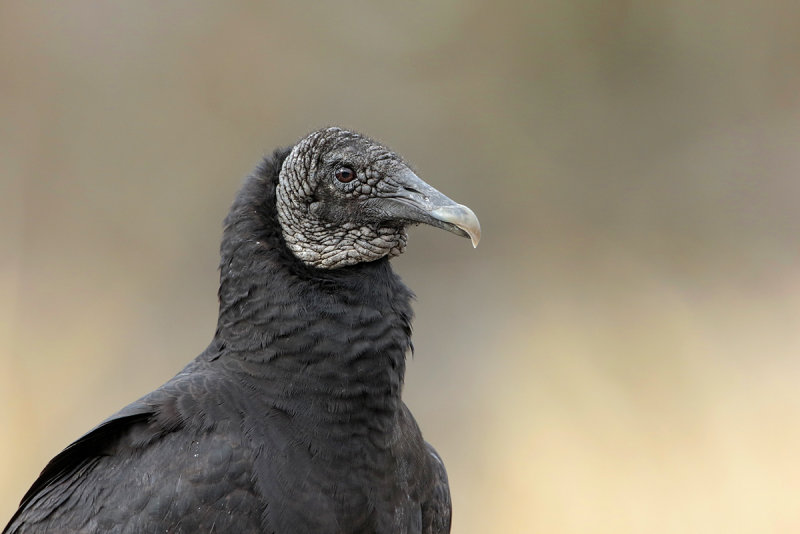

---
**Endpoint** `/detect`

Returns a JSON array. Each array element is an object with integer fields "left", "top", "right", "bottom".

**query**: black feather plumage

[{"left": 4, "top": 132, "right": 460, "bottom": 534}]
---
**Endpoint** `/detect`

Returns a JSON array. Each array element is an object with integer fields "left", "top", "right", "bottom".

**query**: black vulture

[{"left": 4, "top": 127, "right": 480, "bottom": 534}]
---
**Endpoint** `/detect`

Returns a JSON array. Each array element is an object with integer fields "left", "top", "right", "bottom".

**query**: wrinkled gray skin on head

[{"left": 276, "top": 128, "right": 412, "bottom": 269}]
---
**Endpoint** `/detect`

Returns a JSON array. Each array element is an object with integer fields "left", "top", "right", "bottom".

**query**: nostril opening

[{"left": 404, "top": 186, "right": 428, "bottom": 201}]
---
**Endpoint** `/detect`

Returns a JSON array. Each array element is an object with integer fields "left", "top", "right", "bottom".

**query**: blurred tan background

[{"left": 2, "top": 2, "right": 800, "bottom": 532}]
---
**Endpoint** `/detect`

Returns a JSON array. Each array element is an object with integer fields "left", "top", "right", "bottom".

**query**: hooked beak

[{"left": 373, "top": 169, "right": 481, "bottom": 247}]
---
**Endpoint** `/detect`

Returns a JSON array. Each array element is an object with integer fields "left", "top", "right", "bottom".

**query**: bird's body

[{"left": 4, "top": 130, "right": 478, "bottom": 534}]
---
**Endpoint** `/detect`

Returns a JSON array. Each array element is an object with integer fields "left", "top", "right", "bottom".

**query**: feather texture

[{"left": 4, "top": 130, "right": 458, "bottom": 534}]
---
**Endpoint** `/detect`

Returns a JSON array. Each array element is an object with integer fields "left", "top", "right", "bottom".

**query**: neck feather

[{"left": 213, "top": 150, "right": 415, "bottom": 424}]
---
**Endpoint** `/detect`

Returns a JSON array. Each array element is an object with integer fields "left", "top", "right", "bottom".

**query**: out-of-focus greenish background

[{"left": 2, "top": 2, "right": 800, "bottom": 532}]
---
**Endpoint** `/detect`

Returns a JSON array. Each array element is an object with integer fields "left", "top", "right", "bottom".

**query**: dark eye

[{"left": 334, "top": 167, "right": 356, "bottom": 183}]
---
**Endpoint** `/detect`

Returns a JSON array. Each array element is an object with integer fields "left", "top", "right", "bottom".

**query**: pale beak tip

[
  {"left": 430, "top": 204, "right": 481, "bottom": 249},
  {"left": 467, "top": 222, "right": 481, "bottom": 248}
]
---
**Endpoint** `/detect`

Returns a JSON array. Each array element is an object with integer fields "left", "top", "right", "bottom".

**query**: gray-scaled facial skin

[{"left": 276, "top": 127, "right": 480, "bottom": 269}]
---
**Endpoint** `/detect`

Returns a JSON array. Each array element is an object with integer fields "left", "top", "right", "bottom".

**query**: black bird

[{"left": 4, "top": 127, "right": 480, "bottom": 534}]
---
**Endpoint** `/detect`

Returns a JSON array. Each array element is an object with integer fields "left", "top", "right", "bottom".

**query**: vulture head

[{"left": 275, "top": 127, "right": 481, "bottom": 269}]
